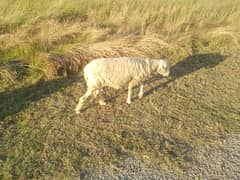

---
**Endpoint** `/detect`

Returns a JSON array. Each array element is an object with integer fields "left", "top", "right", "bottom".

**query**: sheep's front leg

[
  {"left": 127, "top": 81, "right": 137, "bottom": 104},
  {"left": 138, "top": 83, "right": 144, "bottom": 99},
  {"left": 94, "top": 89, "right": 106, "bottom": 106},
  {"left": 127, "top": 84, "right": 132, "bottom": 104},
  {"left": 75, "top": 89, "right": 93, "bottom": 114}
]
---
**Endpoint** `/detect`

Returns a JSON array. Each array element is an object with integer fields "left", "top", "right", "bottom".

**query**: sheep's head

[{"left": 157, "top": 59, "right": 170, "bottom": 77}]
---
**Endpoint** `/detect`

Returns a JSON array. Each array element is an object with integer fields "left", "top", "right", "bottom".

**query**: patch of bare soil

[{"left": 81, "top": 135, "right": 240, "bottom": 179}]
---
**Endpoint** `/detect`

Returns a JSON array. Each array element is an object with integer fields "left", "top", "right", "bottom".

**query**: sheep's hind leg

[
  {"left": 138, "top": 83, "right": 144, "bottom": 99},
  {"left": 99, "top": 99, "right": 107, "bottom": 106},
  {"left": 94, "top": 89, "right": 106, "bottom": 106},
  {"left": 75, "top": 88, "right": 94, "bottom": 114}
]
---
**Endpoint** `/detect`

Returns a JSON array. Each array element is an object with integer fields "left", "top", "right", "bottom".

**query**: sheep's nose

[{"left": 163, "top": 71, "right": 170, "bottom": 77}]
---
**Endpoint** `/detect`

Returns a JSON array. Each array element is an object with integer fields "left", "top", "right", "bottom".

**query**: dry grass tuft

[
  {"left": 46, "top": 34, "right": 188, "bottom": 78},
  {"left": 0, "top": 60, "right": 31, "bottom": 90}
]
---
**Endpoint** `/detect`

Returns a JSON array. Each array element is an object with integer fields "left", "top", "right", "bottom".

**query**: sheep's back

[{"left": 84, "top": 58, "right": 143, "bottom": 89}]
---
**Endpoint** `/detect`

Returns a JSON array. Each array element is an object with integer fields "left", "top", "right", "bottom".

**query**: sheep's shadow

[
  {"left": 144, "top": 53, "right": 226, "bottom": 97},
  {"left": 78, "top": 53, "right": 226, "bottom": 112},
  {"left": 0, "top": 77, "right": 80, "bottom": 120}
]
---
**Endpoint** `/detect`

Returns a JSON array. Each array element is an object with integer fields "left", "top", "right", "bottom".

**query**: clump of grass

[{"left": 45, "top": 33, "right": 188, "bottom": 77}]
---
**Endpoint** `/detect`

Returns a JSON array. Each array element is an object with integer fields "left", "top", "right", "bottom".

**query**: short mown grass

[{"left": 0, "top": 0, "right": 240, "bottom": 179}]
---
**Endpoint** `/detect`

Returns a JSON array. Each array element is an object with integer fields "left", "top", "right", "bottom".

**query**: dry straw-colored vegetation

[{"left": 0, "top": 0, "right": 239, "bottom": 77}]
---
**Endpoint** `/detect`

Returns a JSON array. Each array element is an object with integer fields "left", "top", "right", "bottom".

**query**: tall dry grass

[
  {"left": 1, "top": 0, "right": 239, "bottom": 32},
  {"left": 0, "top": 0, "right": 239, "bottom": 77}
]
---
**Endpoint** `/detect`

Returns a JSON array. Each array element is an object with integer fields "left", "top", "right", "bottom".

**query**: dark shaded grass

[
  {"left": 144, "top": 53, "right": 226, "bottom": 96},
  {"left": 0, "top": 77, "right": 80, "bottom": 120},
  {"left": 171, "top": 53, "right": 226, "bottom": 79}
]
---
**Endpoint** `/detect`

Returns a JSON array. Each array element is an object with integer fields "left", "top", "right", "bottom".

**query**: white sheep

[{"left": 75, "top": 57, "right": 170, "bottom": 113}]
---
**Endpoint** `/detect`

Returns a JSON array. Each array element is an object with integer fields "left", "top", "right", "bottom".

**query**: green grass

[{"left": 0, "top": 0, "right": 240, "bottom": 179}]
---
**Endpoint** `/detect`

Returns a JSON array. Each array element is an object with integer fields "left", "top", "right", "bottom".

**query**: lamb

[{"left": 75, "top": 57, "right": 170, "bottom": 113}]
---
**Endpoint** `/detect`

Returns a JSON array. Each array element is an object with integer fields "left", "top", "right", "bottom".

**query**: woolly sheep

[{"left": 75, "top": 57, "right": 170, "bottom": 113}]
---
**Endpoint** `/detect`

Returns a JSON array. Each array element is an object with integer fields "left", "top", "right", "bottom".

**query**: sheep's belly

[
  {"left": 96, "top": 73, "right": 132, "bottom": 89},
  {"left": 102, "top": 77, "right": 131, "bottom": 89},
  {"left": 86, "top": 59, "right": 137, "bottom": 89}
]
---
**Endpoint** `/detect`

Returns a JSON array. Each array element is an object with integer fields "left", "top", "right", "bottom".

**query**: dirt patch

[{"left": 80, "top": 135, "right": 240, "bottom": 179}]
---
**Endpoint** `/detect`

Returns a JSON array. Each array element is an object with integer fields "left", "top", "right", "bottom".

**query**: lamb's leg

[
  {"left": 127, "top": 81, "right": 136, "bottom": 104},
  {"left": 99, "top": 99, "right": 107, "bottom": 106},
  {"left": 75, "top": 88, "right": 93, "bottom": 114},
  {"left": 138, "top": 83, "right": 144, "bottom": 99},
  {"left": 94, "top": 89, "right": 106, "bottom": 106},
  {"left": 93, "top": 89, "right": 99, "bottom": 98}
]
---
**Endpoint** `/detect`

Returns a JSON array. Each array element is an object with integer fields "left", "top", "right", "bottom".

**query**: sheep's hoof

[
  {"left": 99, "top": 100, "right": 107, "bottom": 106},
  {"left": 75, "top": 109, "right": 80, "bottom": 114},
  {"left": 138, "top": 94, "right": 143, "bottom": 99},
  {"left": 75, "top": 107, "right": 81, "bottom": 114},
  {"left": 127, "top": 100, "right": 131, "bottom": 104}
]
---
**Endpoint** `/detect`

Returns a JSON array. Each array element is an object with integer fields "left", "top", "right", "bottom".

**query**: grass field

[{"left": 0, "top": 0, "right": 240, "bottom": 179}]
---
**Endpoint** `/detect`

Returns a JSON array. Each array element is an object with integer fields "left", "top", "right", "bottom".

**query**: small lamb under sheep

[{"left": 75, "top": 57, "right": 170, "bottom": 113}]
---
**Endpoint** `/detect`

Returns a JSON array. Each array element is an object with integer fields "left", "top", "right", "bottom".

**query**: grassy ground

[{"left": 0, "top": 0, "right": 240, "bottom": 179}]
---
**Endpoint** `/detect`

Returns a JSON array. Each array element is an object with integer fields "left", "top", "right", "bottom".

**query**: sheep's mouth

[
  {"left": 164, "top": 73, "right": 170, "bottom": 77},
  {"left": 162, "top": 71, "right": 170, "bottom": 77}
]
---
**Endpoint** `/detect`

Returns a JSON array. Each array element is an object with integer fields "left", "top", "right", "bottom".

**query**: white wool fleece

[
  {"left": 75, "top": 57, "right": 170, "bottom": 113},
  {"left": 84, "top": 57, "right": 166, "bottom": 89}
]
